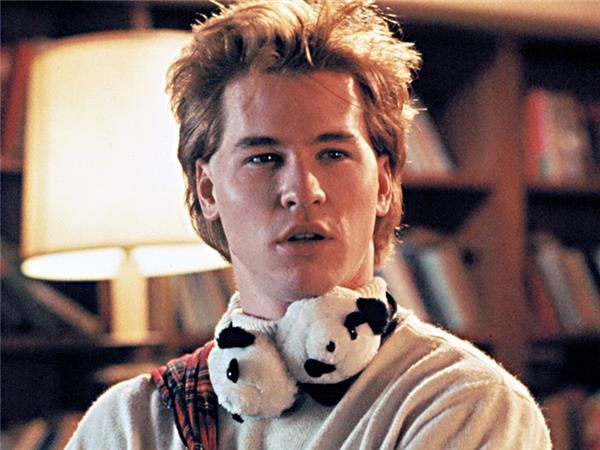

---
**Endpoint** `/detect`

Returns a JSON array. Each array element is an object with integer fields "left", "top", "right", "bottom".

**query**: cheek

[{"left": 342, "top": 176, "right": 380, "bottom": 224}]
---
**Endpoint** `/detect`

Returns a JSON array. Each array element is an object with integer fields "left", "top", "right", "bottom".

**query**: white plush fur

[
  {"left": 276, "top": 286, "right": 383, "bottom": 384},
  {"left": 208, "top": 330, "right": 297, "bottom": 419},
  {"left": 208, "top": 285, "right": 388, "bottom": 420}
]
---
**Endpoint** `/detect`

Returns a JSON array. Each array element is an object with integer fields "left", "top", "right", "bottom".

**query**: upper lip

[{"left": 277, "top": 223, "right": 332, "bottom": 243}]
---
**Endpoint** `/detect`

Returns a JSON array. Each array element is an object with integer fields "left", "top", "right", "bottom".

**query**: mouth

[
  {"left": 304, "top": 359, "right": 336, "bottom": 378},
  {"left": 287, "top": 233, "right": 325, "bottom": 242},
  {"left": 279, "top": 224, "right": 331, "bottom": 244}
]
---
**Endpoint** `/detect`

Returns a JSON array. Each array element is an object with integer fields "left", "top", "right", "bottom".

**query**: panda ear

[
  {"left": 356, "top": 298, "right": 389, "bottom": 335},
  {"left": 216, "top": 323, "right": 256, "bottom": 349}
]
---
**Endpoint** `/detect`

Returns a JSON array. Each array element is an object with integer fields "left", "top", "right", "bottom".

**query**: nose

[{"left": 280, "top": 161, "right": 326, "bottom": 210}]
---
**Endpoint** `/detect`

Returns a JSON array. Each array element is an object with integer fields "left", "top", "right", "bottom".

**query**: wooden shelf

[
  {"left": 404, "top": 172, "right": 491, "bottom": 190},
  {"left": 0, "top": 157, "right": 22, "bottom": 174},
  {"left": 403, "top": 174, "right": 491, "bottom": 233},
  {"left": 530, "top": 331, "right": 600, "bottom": 347},
  {"left": 381, "top": 0, "right": 600, "bottom": 40},
  {"left": 527, "top": 179, "right": 600, "bottom": 197},
  {"left": 1, "top": 332, "right": 213, "bottom": 353}
]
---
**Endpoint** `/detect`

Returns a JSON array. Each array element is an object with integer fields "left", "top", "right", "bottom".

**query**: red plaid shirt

[{"left": 151, "top": 341, "right": 217, "bottom": 450}]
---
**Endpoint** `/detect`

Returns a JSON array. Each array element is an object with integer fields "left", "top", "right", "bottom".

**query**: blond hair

[{"left": 169, "top": 0, "right": 421, "bottom": 267}]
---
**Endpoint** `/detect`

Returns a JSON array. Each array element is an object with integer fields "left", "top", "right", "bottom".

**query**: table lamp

[{"left": 20, "top": 31, "right": 229, "bottom": 342}]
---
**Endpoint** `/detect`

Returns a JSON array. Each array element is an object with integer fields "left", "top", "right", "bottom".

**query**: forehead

[{"left": 220, "top": 71, "right": 367, "bottom": 140}]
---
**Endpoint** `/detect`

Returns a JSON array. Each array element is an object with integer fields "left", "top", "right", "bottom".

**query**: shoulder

[
  {"left": 66, "top": 374, "right": 182, "bottom": 450},
  {"left": 371, "top": 314, "right": 552, "bottom": 449}
]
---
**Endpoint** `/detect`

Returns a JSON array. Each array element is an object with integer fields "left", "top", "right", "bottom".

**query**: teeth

[{"left": 289, "top": 233, "right": 323, "bottom": 241}]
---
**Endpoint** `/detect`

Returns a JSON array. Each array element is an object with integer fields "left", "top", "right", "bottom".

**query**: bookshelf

[{"left": 2, "top": 0, "right": 599, "bottom": 445}]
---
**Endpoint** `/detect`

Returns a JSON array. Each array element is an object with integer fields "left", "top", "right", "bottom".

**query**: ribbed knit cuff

[
  {"left": 215, "top": 292, "right": 278, "bottom": 337},
  {"left": 215, "top": 277, "right": 389, "bottom": 339}
]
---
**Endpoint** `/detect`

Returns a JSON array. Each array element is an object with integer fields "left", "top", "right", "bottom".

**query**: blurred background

[{"left": 1, "top": 1, "right": 599, "bottom": 449}]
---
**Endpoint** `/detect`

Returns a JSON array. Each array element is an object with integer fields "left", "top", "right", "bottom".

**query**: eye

[
  {"left": 227, "top": 358, "right": 240, "bottom": 383},
  {"left": 245, "top": 153, "right": 282, "bottom": 165},
  {"left": 348, "top": 328, "right": 358, "bottom": 340},
  {"left": 318, "top": 149, "right": 350, "bottom": 161}
]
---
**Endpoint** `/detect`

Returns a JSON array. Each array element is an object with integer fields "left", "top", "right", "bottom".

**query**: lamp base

[{"left": 110, "top": 251, "right": 149, "bottom": 342}]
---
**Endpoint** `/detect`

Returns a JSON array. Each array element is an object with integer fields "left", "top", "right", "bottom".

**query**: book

[
  {"left": 147, "top": 269, "right": 232, "bottom": 338},
  {"left": 524, "top": 88, "right": 593, "bottom": 182},
  {"left": 524, "top": 89, "right": 551, "bottom": 181},
  {"left": 543, "top": 388, "right": 590, "bottom": 450},
  {"left": 12, "top": 418, "right": 49, "bottom": 450},
  {"left": 524, "top": 256, "right": 563, "bottom": 336},
  {"left": 561, "top": 246, "right": 600, "bottom": 331},
  {"left": 398, "top": 233, "right": 482, "bottom": 332},
  {"left": 147, "top": 275, "right": 178, "bottom": 335},
  {"left": 400, "top": 240, "right": 447, "bottom": 328},
  {"left": 586, "top": 101, "right": 600, "bottom": 168},
  {"left": 1, "top": 412, "right": 83, "bottom": 450},
  {"left": 583, "top": 390, "right": 600, "bottom": 450},
  {"left": 379, "top": 249, "right": 430, "bottom": 322},
  {"left": 531, "top": 234, "right": 582, "bottom": 332},
  {"left": 417, "top": 245, "right": 465, "bottom": 331},
  {"left": 405, "top": 102, "right": 454, "bottom": 176},
  {"left": 1, "top": 40, "right": 35, "bottom": 170},
  {"left": 530, "top": 234, "right": 600, "bottom": 334}
]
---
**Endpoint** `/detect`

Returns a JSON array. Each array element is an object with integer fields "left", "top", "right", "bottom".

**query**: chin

[{"left": 273, "top": 271, "right": 343, "bottom": 302}]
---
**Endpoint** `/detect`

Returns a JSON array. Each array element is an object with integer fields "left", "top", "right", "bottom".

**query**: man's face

[{"left": 196, "top": 71, "right": 391, "bottom": 319}]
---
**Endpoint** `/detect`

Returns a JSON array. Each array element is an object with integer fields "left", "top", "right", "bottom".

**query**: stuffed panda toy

[
  {"left": 207, "top": 300, "right": 297, "bottom": 422},
  {"left": 208, "top": 279, "right": 395, "bottom": 421},
  {"left": 208, "top": 322, "right": 297, "bottom": 422}
]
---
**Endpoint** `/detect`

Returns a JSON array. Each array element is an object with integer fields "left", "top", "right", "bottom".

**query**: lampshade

[{"left": 21, "top": 31, "right": 228, "bottom": 341}]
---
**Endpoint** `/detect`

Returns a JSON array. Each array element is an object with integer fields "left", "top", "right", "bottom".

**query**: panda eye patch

[
  {"left": 227, "top": 358, "right": 240, "bottom": 383},
  {"left": 344, "top": 311, "right": 365, "bottom": 340}
]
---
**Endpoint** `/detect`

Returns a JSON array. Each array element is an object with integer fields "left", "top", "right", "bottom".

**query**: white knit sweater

[{"left": 67, "top": 294, "right": 551, "bottom": 449}]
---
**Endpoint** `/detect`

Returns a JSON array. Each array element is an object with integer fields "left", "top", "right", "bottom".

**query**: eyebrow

[
  {"left": 233, "top": 131, "right": 358, "bottom": 150},
  {"left": 234, "top": 136, "right": 281, "bottom": 149},
  {"left": 312, "top": 132, "right": 357, "bottom": 144}
]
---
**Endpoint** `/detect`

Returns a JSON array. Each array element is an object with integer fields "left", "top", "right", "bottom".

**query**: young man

[{"left": 68, "top": 1, "right": 551, "bottom": 448}]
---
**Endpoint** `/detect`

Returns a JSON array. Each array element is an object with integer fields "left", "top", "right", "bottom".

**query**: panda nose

[{"left": 326, "top": 341, "right": 336, "bottom": 352}]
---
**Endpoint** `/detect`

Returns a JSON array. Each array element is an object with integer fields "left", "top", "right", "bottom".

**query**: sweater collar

[{"left": 214, "top": 276, "right": 390, "bottom": 339}]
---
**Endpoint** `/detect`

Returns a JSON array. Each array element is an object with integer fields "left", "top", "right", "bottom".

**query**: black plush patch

[
  {"left": 304, "top": 359, "right": 336, "bottom": 377},
  {"left": 299, "top": 373, "right": 361, "bottom": 406},
  {"left": 216, "top": 323, "right": 256, "bottom": 349},
  {"left": 382, "top": 292, "right": 399, "bottom": 337},
  {"left": 356, "top": 297, "right": 388, "bottom": 334}
]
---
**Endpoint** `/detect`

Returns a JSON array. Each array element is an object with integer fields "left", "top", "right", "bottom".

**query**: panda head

[
  {"left": 276, "top": 288, "right": 390, "bottom": 384},
  {"left": 208, "top": 323, "right": 297, "bottom": 422}
]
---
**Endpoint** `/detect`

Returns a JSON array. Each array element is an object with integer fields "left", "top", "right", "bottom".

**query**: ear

[
  {"left": 216, "top": 323, "right": 256, "bottom": 349},
  {"left": 356, "top": 297, "right": 388, "bottom": 335},
  {"left": 196, "top": 159, "right": 220, "bottom": 221},
  {"left": 376, "top": 155, "right": 392, "bottom": 217}
]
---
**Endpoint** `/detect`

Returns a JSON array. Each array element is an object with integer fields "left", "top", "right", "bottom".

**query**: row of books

[
  {"left": 0, "top": 412, "right": 82, "bottom": 450},
  {"left": 147, "top": 267, "right": 234, "bottom": 338},
  {"left": 542, "top": 388, "right": 600, "bottom": 450},
  {"left": 1, "top": 240, "right": 234, "bottom": 342},
  {"left": 379, "top": 231, "right": 484, "bottom": 334},
  {"left": 524, "top": 88, "right": 600, "bottom": 182},
  {"left": 527, "top": 233, "right": 600, "bottom": 336},
  {"left": 1, "top": 40, "right": 40, "bottom": 171},
  {"left": 405, "top": 102, "right": 455, "bottom": 176}
]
